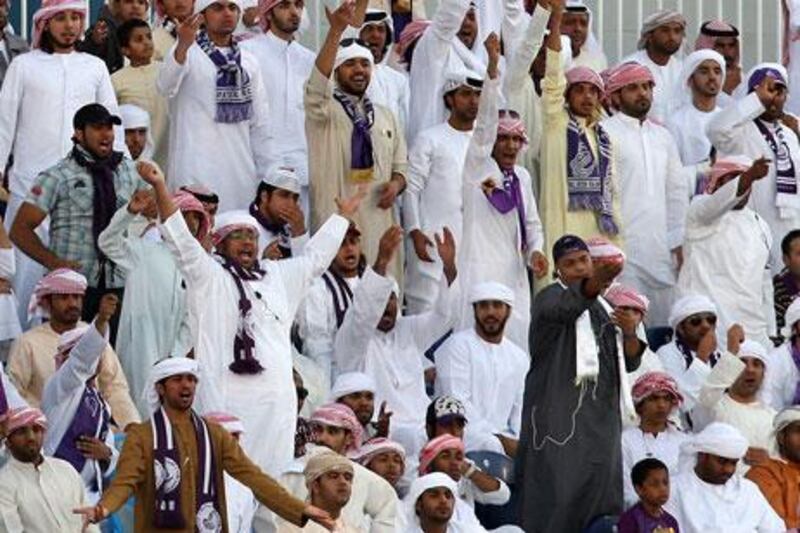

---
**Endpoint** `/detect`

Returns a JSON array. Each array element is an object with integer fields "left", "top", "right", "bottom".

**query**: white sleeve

[
  {"left": 97, "top": 207, "right": 142, "bottom": 274},
  {"left": 686, "top": 177, "right": 744, "bottom": 228},
  {"left": 471, "top": 478, "right": 510, "bottom": 505},
  {"left": 664, "top": 135, "right": 690, "bottom": 250},
  {"left": 0, "top": 249, "right": 14, "bottom": 279},
  {"left": 0, "top": 475, "right": 23, "bottom": 533},
  {"left": 522, "top": 170, "right": 544, "bottom": 256},
  {"left": 333, "top": 268, "right": 393, "bottom": 373},
  {"left": 698, "top": 351, "right": 747, "bottom": 408},
  {"left": 657, "top": 344, "right": 712, "bottom": 413},
  {"left": 42, "top": 325, "right": 107, "bottom": 406},
  {"left": 159, "top": 209, "right": 218, "bottom": 288},
  {"left": 404, "top": 275, "right": 461, "bottom": 351},
  {"left": 502, "top": 6, "right": 549, "bottom": 100},
  {"left": 96, "top": 67, "right": 126, "bottom": 154},
  {"left": 248, "top": 62, "right": 275, "bottom": 178},
  {"left": 464, "top": 77, "right": 501, "bottom": 182},
  {"left": 157, "top": 43, "right": 191, "bottom": 98},
  {"left": 0, "top": 57, "right": 24, "bottom": 166},
  {"left": 1, "top": 371, "right": 27, "bottom": 411},
  {"left": 402, "top": 132, "right": 435, "bottom": 232},
  {"left": 706, "top": 92, "right": 765, "bottom": 156}
]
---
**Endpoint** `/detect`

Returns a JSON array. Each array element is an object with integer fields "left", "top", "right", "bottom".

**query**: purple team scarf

[
  {"left": 486, "top": 169, "right": 528, "bottom": 251},
  {"left": 754, "top": 119, "right": 797, "bottom": 196},
  {"left": 218, "top": 255, "right": 266, "bottom": 375},
  {"left": 196, "top": 30, "right": 253, "bottom": 124},
  {"left": 322, "top": 270, "right": 356, "bottom": 327},
  {"left": 152, "top": 408, "right": 220, "bottom": 531},
  {"left": 565, "top": 114, "right": 618, "bottom": 235},
  {"left": 54, "top": 386, "right": 110, "bottom": 491},
  {"left": 332, "top": 87, "right": 375, "bottom": 182},
  {"left": 248, "top": 201, "right": 292, "bottom": 258}
]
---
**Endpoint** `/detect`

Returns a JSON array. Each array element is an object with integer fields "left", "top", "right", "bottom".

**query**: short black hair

[
  {"left": 782, "top": 229, "right": 800, "bottom": 256},
  {"left": 254, "top": 182, "right": 278, "bottom": 204},
  {"left": 631, "top": 458, "right": 668, "bottom": 487},
  {"left": 117, "top": 18, "right": 151, "bottom": 48}
]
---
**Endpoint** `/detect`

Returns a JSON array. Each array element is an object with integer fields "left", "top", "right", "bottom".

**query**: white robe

[
  {"left": 157, "top": 43, "right": 272, "bottom": 212},
  {"left": 333, "top": 267, "right": 458, "bottom": 463},
  {"left": 677, "top": 177, "right": 774, "bottom": 348},
  {"left": 0, "top": 49, "right": 124, "bottom": 324},
  {"left": 40, "top": 326, "right": 119, "bottom": 503},
  {"left": 665, "top": 469, "right": 784, "bottom": 533},
  {"left": 225, "top": 473, "right": 257, "bottom": 533},
  {"left": 402, "top": 121, "right": 472, "bottom": 314},
  {"left": 602, "top": 112, "right": 689, "bottom": 327},
  {"left": 407, "top": 0, "right": 483, "bottom": 144},
  {"left": 435, "top": 329, "right": 528, "bottom": 454},
  {"left": 97, "top": 207, "right": 191, "bottom": 417},
  {"left": 786, "top": 0, "right": 800, "bottom": 115},
  {"left": 764, "top": 342, "right": 800, "bottom": 410},
  {"left": 368, "top": 63, "right": 410, "bottom": 135},
  {"left": 707, "top": 91, "right": 800, "bottom": 273},
  {"left": 665, "top": 104, "right": 720, "bottom": 168},
  {"left": 159, "top": 210, "right": 348, "bottom": 477},
  {"left": 621, "top": 425, "right": 688, "bottom": 508},
  {"left": 460, "top": 76, "right": 544, "bottom": 349},
  {"left": 254, "top": 222, "right": 308, "bottom": 260},
  {"left": 625, "top": 49, "right": 684, "bottom": 125},
  {"left": 0, "top": 248, "right": 20, "bottom": 342},
  {"left": 240, "top": 31, "right": 315, "bottom": 188}
]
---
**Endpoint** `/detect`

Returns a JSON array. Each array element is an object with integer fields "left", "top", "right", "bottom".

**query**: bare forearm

[
  {"left": 316, "top": 25, "right": 346, "bottom": 79},
  {"left": 152, "top": 180, "right": 177, "bottom": 221},
  {"left": 10, "top": 224, "right": 61, "bottom": 269},
  {"left": 469, "top": 469, "right": 501, "bottom": 492},
  {"left": 546, "top": 9, "right": 562, "bottom": 51}
]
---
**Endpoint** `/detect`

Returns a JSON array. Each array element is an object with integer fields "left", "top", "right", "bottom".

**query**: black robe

[{"left": 516, "top": 281, "right": 641, "bottom": 532}]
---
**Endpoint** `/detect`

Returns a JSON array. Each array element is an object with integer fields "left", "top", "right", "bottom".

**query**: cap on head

[{"left": 73, "top": 103, "right": 122, "bottom": 130}]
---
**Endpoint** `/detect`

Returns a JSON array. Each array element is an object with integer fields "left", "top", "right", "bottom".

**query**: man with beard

[
  {"left": 560, "top": 0, "right": 606, "bottom": 71},
  {"left": 249, "top": 167, "right": 308, "bottom": 260},
  {"left": 665, "top": 422, "right": 782, "bottom": 532},
  {"left": 402, "top": 473, "right": 481, "bottom": 533},
  {"left": 306, "top": 0, "right": 407, "bottom": 284},
  {"left": 435, "top": 281, "right": 528, "bottom": 458},
  {"left": 358, "top": 8, "right": 410, "bottom": 132},
  {"left": 602, "top": 62, "right": 689, "bottom": 329},
  {"left": 10, "top": 104, "right": 145, "bottom": 341},
  {"left": 0, "top": 0, "right": 124, "bottom": 325},
  {"left": 0, "top": 407, "right": 98, "bottom": 532},
  {"left": 694, "top": 19, "right": 741, "bottom": 100},
  {"left": 677, "top": 157, "right": 773, "bottom": 348},
  {"left": 666, "top": 49, "right": 726, "bottom": 169},
  {"left": 0, "top": 0, "right": 28, "bottom": 88},
  {"left": 331, "top": 371, "right": 392, "bottom": 444},
  {"left": 158, "top": 0, "right": 271, "bottom": 211},
  {"left": 517, "top": 234, "right": 645, "bottom": 532},
  {"left": 241, "top": 0, "right": 316, "bottom": 212},
  {"left": 296, "top": 222, "right": 365, "bottom": 384},
  {"left": 404, "top": 69, "right": 481, "bottom": 314},
  {"left": 624, "top": 9, "right": 686, "bottom": 123},
  {"left": 707, "top": 64, "right": 800, "bottom": 273}
]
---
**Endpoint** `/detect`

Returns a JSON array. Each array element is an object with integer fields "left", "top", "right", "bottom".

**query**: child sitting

[{"left": 618, "top": 458, "right": 680, "bottom": 533}]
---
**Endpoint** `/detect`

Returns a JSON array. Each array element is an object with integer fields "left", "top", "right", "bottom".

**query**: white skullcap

[
  {"left": 680, "top": 422, "right": 749, "bottom": 461},
  {"left": 405, "top": 473, "right": 458, "bottom": 526},
  {"left": 143, "top": 357, "right": 200, "bottom": 414},
  {"left": 682, "top": 49, "right": 726, "bottom": 88},
  {"left": 119, "top": 104, "right": 150, "bottom": 130},
  {"left": 334, "top": 41, "right": 374, "bottom": 71},
  {"left": 330, "top": 372, "right": 377, "bottom": 400},
  {"left": 774, "top": 406, "right": 800, "bottom": 435},
  {"left": 736, "top": 339, "right": 768, "bottom": 366},
  {"left": 261, "top": 166, "right": 301, "bottom": 195},
  {"left": 783, "top": 298, "right": 800, "bottom": 338},
  {"left": 212, "top": 210, "right": 261, "bottom": 246},
  {"left": 194, "top": 0, "right": 240, "bottom": 15},
  {"left": 468, "top": 281, "right": 514, "bottom": 306},
  {"left": 668, "top": 294, "right": 717, "bottom": 329},
  {"left": 443, "top": 69, "right": 484, "bottom": 94}
]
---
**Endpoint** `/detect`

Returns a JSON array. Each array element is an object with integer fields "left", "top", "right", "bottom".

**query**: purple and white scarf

[
  {"left": 248, "top": 201, "right": 292, "bottom": 258},
  {"left": 196, "top": 30, "right": 253, "bottom": 124},
  {"left": 566, "top": 114, "right": 618, "bottom": 235},
  {"left": 754, "top": 119, "right": 799, "bottom": 215},
  {"left": 152, "top": 408, "right": 220, "bottom": 531},
  {"left": 333, "top": 87, "right": 375, "bottom": 183},
  {"left": 486, "top": 168, "right": 528, "bottom": 251},
  {"left": 218, "top": 255, "right": 267, "bottom": 375}
]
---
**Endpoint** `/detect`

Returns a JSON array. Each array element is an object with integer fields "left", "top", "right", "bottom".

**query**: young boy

[
  {"left": 111, "top": 19, "right": 168, "bottom": 167},
  {"left": 618, "top": 458, "right": 680, "bottom": 533},
  {"left": 79, "top": 0, "right": 149, "bottom": 73},
  {"left": 775, "top": 229, "right": 800, "bottom": 343}
]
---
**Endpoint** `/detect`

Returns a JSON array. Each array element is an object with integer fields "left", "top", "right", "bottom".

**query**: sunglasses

[
  {"left": 296, "top": 387, "right": 309, "bottom": 400},
  {"left": 686, "top": 314, "right": 717, "bottom": 327},
  {"left": 339, "top": 38, "right": 368, "bottom": 48}
]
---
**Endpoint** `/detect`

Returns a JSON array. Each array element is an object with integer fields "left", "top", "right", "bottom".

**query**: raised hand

[
  {"left": 136, "top": 160, "right": 165, "bottom": 187},
  {"left": 726, "top": 323, "right": 745, "bottom": 355},
  {"left": 127, "top": 189, "right": 154, "bottom": 215},
  {"left": 696, "top": 328, "right": 717, "bottom": 363},
  {"left": 97, "top": 293, "right": 119, "bottom": 324},
  {"left": 375, "top": 401, "right": 393, "bottom": 438},
  {"left": 434, "top": 226, "right": 456, "bottom": 270},
  {"left": 335, "top": 185, "right": 367, "bottom": 219},
  {"left": 374, "top": 225, "right": 403, "bottom": 275},
  {"left": 484, "top": 32, "right": 501, "bottom": 79},
  {"left": 410, "top": 229, "right": 434, "bottom": 262},
  {"left": 324, "top": 0, "right": 356, "bottom": 32},
  {"left": 755, "top": 76, "right": 781, "bottom": 109},
  {"left": 176, "top": 13, "right": 202, "bottom": 49},
  {"left": 276, "top": 202, "right": 306, "bottom": 237},
  {"left": 611, "top": 308, "right": 640, "bottom": 337}
]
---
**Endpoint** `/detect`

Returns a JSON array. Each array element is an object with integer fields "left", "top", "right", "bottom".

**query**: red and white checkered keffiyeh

[
  {"left": 631, "top": 371, "right": 683, "bottom": 407},
  {"left": 350, "top": 437, "right": 406, "bottom": 465},
  {"left": 604, "top": 284, "right": 649, "bottom": 314},
  {"left": 27, "top": 268, "right": 87, "bottom": 323},
  {"left": 5, "top": 407, "right": 47, "bottom": 435},
  {"left": 204, "top": 411, "right": 245, "bottom": 435},
  {"left": 310, "top": 403, "right": 363, "bottom": 453},
  {"left": 418, "top": 434, "right": 464, "bottom": 475},
  {"left": 31, "top": 0, "right": 86, "bottom": 49}
]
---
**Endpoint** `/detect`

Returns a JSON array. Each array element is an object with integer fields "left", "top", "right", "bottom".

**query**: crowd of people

[{"left": 3, "top": 0, "right": 800, "bottom": 531}]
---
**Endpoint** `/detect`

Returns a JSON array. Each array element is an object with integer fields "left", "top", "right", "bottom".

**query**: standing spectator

[
  {"left": 157, "top": 0, "right": 272, "bottom": 211},
  {"left": 305, "top": 1, "right": 407, "bottom": 283},
  {"left": 9, "top": 104, "right": 145, "bottom": 339},
  {"left": 79, "top": 0, "right": 148, "bottom": 73},
  {"left": 0, "top": 0, "right": 28, "bottom": 88},
  {"left": 561, "top": 0, "right": 606, "bottom": 71},
  {"left": 695, "top": 19, "right": 741, "bottom": 99}
]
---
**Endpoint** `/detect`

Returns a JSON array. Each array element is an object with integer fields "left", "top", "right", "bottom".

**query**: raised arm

[
  {"left": 465, "top": 34, "right": 502, "bottom": 169},
  {"left": 706, "top": 78, "right": 777, "bottom": 154},
  {"left": 156, "top": 14, "right": 202, "bottom": 97},
  {"left": 541, "top": 1, "right": 567, "bottom": 122},
  {"left": 503, "top": 2, "right": 550, "bottom": 96},
  {"left": 97, "top": 196, "right": 153, "bottom": 273},
  {"left": 315, "top": 1, "right": 355, "bottom": 80}
]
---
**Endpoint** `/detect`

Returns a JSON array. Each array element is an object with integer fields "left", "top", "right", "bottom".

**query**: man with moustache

[
  {"left": 694, "top": 19, "right": 741, "bottom": 99},
  {"left": 435, "top": 281, "right": 528, "bottom": 457},
  {"left": 0, "top": 0, "right": 124, "bottom": 324}
]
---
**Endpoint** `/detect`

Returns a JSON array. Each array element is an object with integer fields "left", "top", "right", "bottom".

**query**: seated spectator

[
  {"left": 665, "top": 422, "right": 783, "bottom": 532},
  {"left": 618, "top": 458, "right": 680, "bottom": 533},
  {"left": 331, "top": 371, "right": 391, "bottom": 443},
  {"left": 418, "top": 434, "right": 508, "bottom": 527},
  {"left": 278, "top": 451, "right": 363, "bottom": 532},
  {"left": 435, "top": 281, "right": 528, "bottom": 457},
  {"left": 249, "top": 168, "right": 308, "bottom": 260},
  {"left": 622, "top": 372, "right": 688, "bottom": 508},
  {"left": 263, "top": 403, "right": 397, "bottom": 532},
  {"left": 402, "top": 473, "right": 482, "bottom": 533},
  {"left": 765, "top": 298, "right": 800, "bottom": 410},
  {"left": 118, "top": 104, "right": 153, "bottom": 161},
  {"left": 41, "top": 294, "right": 119, "bottom": 503},
  {"left": 0, "top": 407, "right": 98, "bottom": 532},
  {"left": 747, "top": 406, "right": 800, "bottom": 530},
  {"left": 698, "top": 336, "right": 775, "bottom": 470},
  {"left": 774, "top": 229, "right": 800, "bottom": 343},
  {"left": 8, "top": 269, "right": 139, "bottom": 430},
  {"left": 352, "top": 437, "right": 406, "bottom": 494}
]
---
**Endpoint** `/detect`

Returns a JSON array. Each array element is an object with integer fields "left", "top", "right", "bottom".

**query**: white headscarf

[
  {"left": 468, "top": 281, "right": 514, "bottom": 306},
  {"left": 212, "top": 210, "right": 261, "bottom": 247},
  {"left": 565, "top": 0, "right": 603, "bottom": 60},
  {"left": 261, "top": 166, "right": 301, "bottom": 195},
  {"left": 119, "top": 104, "right": 155, "bottom": 161},
  {"left": 143, "top": 357, "right": 201, "bottom": 414},
  {"left": 680, "top": 422, "right": 749, "bottom": 464},
  {"left": 334, "top": 42, "right": 374, "bottom": 71},
  {"left": 330, "top": 372, "right": 377, "bottom": 400},
  {"left": 404, "top": 473, "right": 458, "bottom": 528},
  {"left": 736, "top": 339, "right": 768, "bottom": 366},
  {"left": 680, "top": 49, "right": 726, "bottom": 104},
  {"left": 668, "top": 294, "right": 717, "bottom": 329},
  {"left": 194, "top": 0, "right": 240, "bottom": 16}
]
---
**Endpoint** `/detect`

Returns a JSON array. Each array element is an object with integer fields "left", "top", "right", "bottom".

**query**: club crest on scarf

[
  {"left": 196, "top": 30, "right": 254, "bottom": 124},
  {"left": 154, "top": 456, "right": 182, "bottom": 495},
  {"left": 197, "top": 502, "right": 222, "bottom": 532}
]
